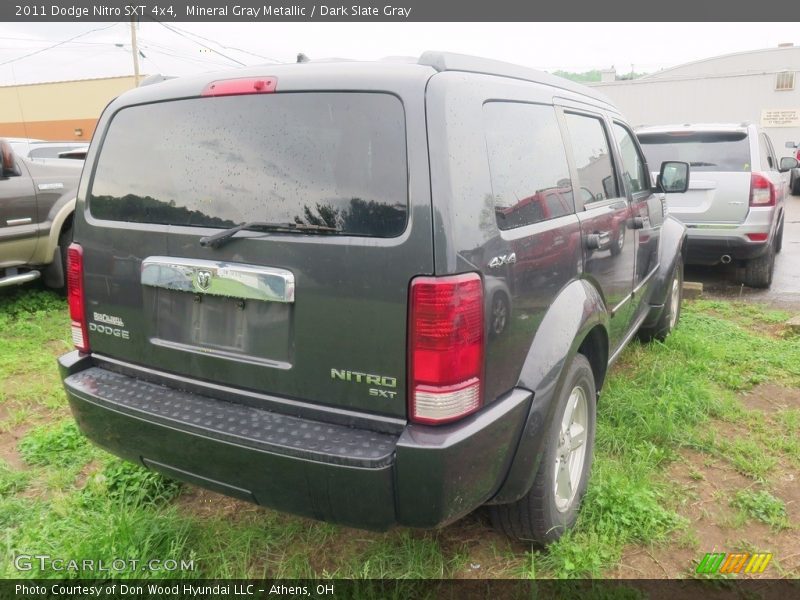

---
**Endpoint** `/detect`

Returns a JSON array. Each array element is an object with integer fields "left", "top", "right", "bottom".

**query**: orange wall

[{"left": 0, "top": 118, "right": 97, "bottom": 141}]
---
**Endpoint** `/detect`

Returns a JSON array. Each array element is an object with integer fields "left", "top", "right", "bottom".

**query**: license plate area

[
  {"left": 145, "top": 288, "right": 292, "bottom": 367},
  {"left": 141, "top": 257, "right": 294, "bottom": 367}
]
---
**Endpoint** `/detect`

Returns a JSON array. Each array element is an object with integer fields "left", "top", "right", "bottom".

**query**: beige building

[
  {"left": 590, "top": 46, "right": 800, "bottom": 154},
  {"left": 1, "top": 75, "right": 139, "bottom": 141}
]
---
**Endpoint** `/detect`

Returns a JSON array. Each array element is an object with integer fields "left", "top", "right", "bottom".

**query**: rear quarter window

[
  {"left": 483, "top": 101, "right": 574, "bottom": 230},
  {"left": 88, "top": 92, "right": 408, "bottom": 237}
]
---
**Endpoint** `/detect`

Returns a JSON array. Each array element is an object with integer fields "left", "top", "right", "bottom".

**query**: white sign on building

[{"left": 761, "top": 108, "right": 800, "bottom": 128}]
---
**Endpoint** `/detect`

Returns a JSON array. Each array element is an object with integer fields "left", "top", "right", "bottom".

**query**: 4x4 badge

[
  {"left": 195, "top": 270, "right": 212, "bottom": 291},
  {"left": 488, "top": 253, "right": 517, "bottom": 268}
]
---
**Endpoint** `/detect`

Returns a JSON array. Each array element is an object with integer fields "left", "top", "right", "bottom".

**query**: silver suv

[{"left": 637, "top": 123, "right": 798, "bottom": 288}]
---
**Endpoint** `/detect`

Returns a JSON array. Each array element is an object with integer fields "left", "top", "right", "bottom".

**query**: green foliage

[
  {"left": 730, "top": 490, "right": 789, "bottom": 530},
  {"left": 0, "top": 460, "right": 30, "bottom": 497},
  {"left": 18, "top": 420, "right": 92, "bottom": 468},
  {"left": 87, "top": 460, "right": 182, "bottom": 508},
  {"left": 551, "top": 69, "right": 649, "bottom": 83}
]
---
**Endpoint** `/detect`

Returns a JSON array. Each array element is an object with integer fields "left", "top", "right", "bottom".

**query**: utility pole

[{"left": 129, "top": 17, "right": 140, "bottom": 87}]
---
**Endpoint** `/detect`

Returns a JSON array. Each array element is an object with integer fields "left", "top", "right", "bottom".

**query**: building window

[{"left": 775, "top": 71, "right": 795, "bottom": 91}]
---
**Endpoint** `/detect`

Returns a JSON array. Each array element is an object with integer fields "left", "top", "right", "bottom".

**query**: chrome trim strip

[
  {"left": 633, "top": 264, "right": 660, "bottom": 296},
  {"left": 610, "top": 292, "right": 632, "bottom": 316},
  {"left": 141, "top": 256, "right": 295, "bottom": 303},
  {"left": 6, "top": 217, "right": 33, "bottom": 226}
]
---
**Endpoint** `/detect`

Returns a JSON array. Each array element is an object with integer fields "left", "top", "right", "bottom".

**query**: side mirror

[
  {"left": 779, "top": 156, "right": 799, "bottom": 172},
  {"left": 785, "top": 141, "right": 798, "bottom": 149},
  {"left": 657, "top": 161, "right": 690, "bottom": 194},
  {"left": 1, "top": 140, "right": 21, "bottom": 178}
]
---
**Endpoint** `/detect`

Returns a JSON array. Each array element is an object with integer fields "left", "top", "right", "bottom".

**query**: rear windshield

[
  {"left": 89, "top": 92, "right": 408, "bottom": 237},
  {"left": 637, "top": 131, "right": 751, "bottom": 172}
]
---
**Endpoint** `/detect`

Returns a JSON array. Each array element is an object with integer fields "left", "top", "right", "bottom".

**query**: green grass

[
  {"left": 1, "top": 289, "right": 798, "bottom": 579},
  {"left": 0, "top": 460, "right": 30, "bottom": 497},
  {"left": 18, "top": 420, "right": 93, "bottom": 468},
  {"left": 0, "top": 287, "right": 70, "bottom": 419}
]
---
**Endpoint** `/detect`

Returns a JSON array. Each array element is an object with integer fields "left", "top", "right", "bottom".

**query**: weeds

[
  {"left": 18, "top": 420, "right": 92, "bottom": 468},
  {"left": 730, "top": 490, "right": 790, "bottom": 530}
]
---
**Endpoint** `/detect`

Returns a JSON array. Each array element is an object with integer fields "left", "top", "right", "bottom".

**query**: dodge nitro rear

[{"left": 60, "top": 53, "right": 689, "bottom": 543}]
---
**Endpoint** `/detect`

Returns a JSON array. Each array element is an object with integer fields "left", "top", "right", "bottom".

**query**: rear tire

[
  {"left": 489, "top": 354, "right": 596, "bottom": 544},
  {"left": 741, "top": 242, "right": 775, "bottom": 288},
  {"left": 639, "top": 257, "right": 683, "bottom": 343}
]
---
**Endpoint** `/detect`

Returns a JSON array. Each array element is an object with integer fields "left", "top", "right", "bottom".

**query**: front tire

[{"left": 489, "top": 353, "right": 596, "bottom": 544}]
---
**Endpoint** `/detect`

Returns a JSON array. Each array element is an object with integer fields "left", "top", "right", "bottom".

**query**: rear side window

[
  {"left": 89, "top": 92, "right": 408, "bottom": 237},
  {"left": 483, "top": 102, "right": 573, "bottom": 230},
  {"left": 564, "top": 113, "right": 619, "bottom": 202},
  {"left": 638, "top": 131, "right": 751, "bottom": 172}
]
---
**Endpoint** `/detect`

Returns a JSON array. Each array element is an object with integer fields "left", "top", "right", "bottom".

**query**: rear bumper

[
  {"left": 59, "top": 351, "right": 531, "bottom": 530},
  {"left": 683, "top": 206, "right": 777, "bottom": 265},
  {"left": 685, "top": 236, "right": 769, "bottom": 264}
]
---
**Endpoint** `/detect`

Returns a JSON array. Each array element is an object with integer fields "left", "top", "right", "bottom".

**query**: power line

[
  {"left": 160, "top": 23, "right": 283, "bottom": 64},
  {"left": 138, "top": 43, "right": 236, "bottom": 69},
  {"left": 0, "top": 23, "right": 120, "bottom": 67},
  {"left": 153, "top": 21, "right": 245, "bottom": 66}
]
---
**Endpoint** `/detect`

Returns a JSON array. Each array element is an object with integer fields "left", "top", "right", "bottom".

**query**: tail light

[
  {"left": 749, "top": 173, "right": 775, "bottom": 207},
  {"left": 67, "top": 243, "right": 89, "bottom": 353},
  {"left": 746, "top": 233, "right": 769, "bottom": 242},
  {"left": 408, "top": 273, "right": 484, "bottom": 425}
]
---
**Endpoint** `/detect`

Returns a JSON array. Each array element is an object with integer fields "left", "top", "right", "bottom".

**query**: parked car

[
  {"left": 786, "top": 140, "right": 800, "bottom": 196},
  {"left": 59, "top": 52, "right": 689, "bottom": 543},
  {"left": 0, "top": 138, "right": 82, "bottom": 288},
  {"left": 9, "top": 139, "right": 89, "bottom": 162},
  {"left": 637, "top": 123, "right": 798, "bottom": 288}
]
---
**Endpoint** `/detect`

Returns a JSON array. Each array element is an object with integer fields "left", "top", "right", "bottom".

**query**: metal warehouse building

[
  {"left": 591, "top": 45, "right": 800, "bottom": 156},
  {"left": 0, "top": 75, "right": 139, "bottom": 141}
]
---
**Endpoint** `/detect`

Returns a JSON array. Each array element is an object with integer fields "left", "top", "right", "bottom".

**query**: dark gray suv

[{"left": 59, "top": 52, "right": 689, "bottom": 543}]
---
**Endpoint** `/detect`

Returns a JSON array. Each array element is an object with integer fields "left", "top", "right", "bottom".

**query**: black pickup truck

[{"left": 0, "top": 138, "right": 82, "bottom": 289}]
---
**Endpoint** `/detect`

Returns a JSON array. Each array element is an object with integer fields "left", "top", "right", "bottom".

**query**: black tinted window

[
  {"left": 638, "top": 131, "right": 751, "bottom": 172},
  {"left": 564, "top": 113, "right": 619, "bottom": 202},
  {"left": 483, "top": 102, "right": 573, "bottom": 230},
  {"left": 89, "top": 93, "right": 408, "bottom": 237}
]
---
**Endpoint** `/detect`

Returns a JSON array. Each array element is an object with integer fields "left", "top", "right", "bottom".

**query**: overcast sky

[{"left": 0, "top": 22, "right": 797, "bottom": 85}]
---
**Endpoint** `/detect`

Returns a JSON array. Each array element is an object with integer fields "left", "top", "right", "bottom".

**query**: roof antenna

[{"left": 297, "top": 53, "right": 310, "bottom": 63}]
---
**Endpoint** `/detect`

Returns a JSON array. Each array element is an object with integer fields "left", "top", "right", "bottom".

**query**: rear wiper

[{"left": 199, "top": 221, "right": 340, "bottom": 249}]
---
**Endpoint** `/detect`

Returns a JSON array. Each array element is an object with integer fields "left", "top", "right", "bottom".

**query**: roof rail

[
  {"left": 139, "top": 74, "right": 175, "bottom": 87},
  {"left": 418, "top": 51, "right": 615, "bottom": 106}
]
